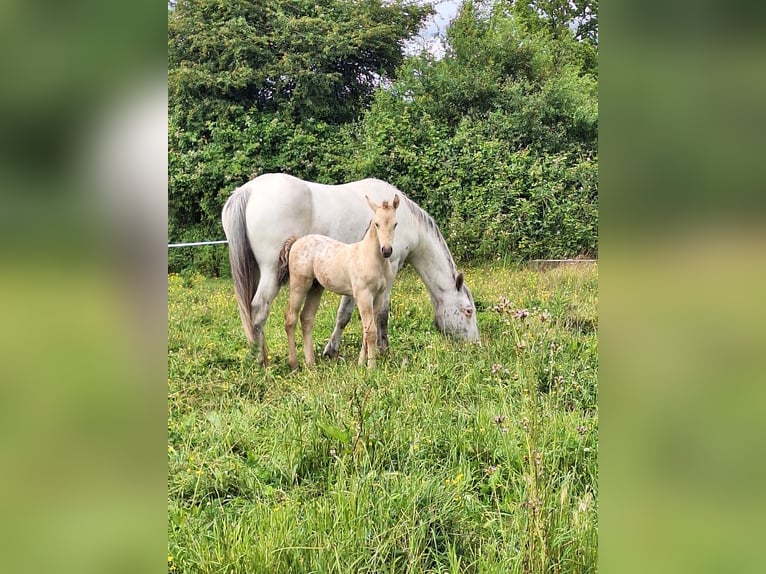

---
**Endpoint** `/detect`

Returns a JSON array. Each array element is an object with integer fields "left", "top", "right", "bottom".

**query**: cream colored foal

[{"left": 283, "top": 195, "right": 400, "bottom": 369}]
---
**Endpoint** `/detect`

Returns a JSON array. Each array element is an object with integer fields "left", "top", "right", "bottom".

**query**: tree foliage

[
  {"left": 346, "top": 1, "right": 598, "bottom": 260},
  {"left": 169, "top": 0, "right": 432, "bottom": 264},
  {"left": 169, "top": 0, "right": 432, "bottom": 128},
  {"left": 168, "top": 0, "right": 598, "bottom": 273}
]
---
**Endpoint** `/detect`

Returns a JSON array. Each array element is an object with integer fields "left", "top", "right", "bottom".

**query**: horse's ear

[
  {"left": 455, "top": 272, "right": 464, "bottom": 291},
  {"left": 365, "top": 195, "right": 378, "bottom": 212},
  {"left": 393, "top": 194, "right": 400, "bottom": 209}
]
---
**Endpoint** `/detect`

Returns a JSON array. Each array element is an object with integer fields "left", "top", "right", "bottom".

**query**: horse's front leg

[
  {"left": 375, "top": 283, "right": 395, "bottom": 353},
  {"left": 323, "top": 295, "right": 356, "bottom": 358}
]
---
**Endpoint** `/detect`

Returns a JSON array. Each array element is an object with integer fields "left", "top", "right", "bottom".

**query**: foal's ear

[
  {"left": 365, "top": 195, "right": 379, "bottom": 212},
  {"left": 455, "top": 272, "right": 464, "bottom": 291},
  {"left": 392, "top": 194, "right": 400, "bottom": 209}
]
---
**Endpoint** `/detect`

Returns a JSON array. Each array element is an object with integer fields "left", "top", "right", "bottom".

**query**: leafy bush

[{"left": 168, "top": 0, "right": 598, "bottom": 273}]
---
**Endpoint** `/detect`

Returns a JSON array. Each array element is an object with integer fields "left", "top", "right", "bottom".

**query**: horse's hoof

[{"left": 323, "top": 344, "right": 339, "bottom": 359}]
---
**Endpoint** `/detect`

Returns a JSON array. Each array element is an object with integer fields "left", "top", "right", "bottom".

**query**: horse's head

[
  {"left": 434, "top": 272, "right": 481, "bottom": 342},
  {"left": 365, "top": 194, "right": 400, "bottom": 259}
]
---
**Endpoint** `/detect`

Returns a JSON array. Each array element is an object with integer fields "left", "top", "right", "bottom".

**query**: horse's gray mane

[{"left": 400, "top": 193, "right": 458, "bottom": 277}]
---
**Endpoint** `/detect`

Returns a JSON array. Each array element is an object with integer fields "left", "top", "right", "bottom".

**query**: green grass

[{"left": 168, "top": 263, "right": 598, "bottom": 573}]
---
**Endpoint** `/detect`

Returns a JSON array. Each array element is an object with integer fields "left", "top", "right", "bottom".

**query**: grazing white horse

[
  {"left": 283, "top": 195, "right": 399, "bottom": 370},
  {"left": 222, "top": 173, "right": 479, "bottom": 365}
]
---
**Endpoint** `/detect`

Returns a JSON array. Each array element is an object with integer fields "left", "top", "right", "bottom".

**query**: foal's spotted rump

[{"left": 283, "top": 196, "right": 400, "bottom": 370}]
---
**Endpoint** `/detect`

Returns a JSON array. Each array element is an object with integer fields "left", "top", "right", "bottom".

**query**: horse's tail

[
  {"left": 277, "top": 236, "right": 298, "bottom": 286},
  {"left": 222, "top": 187, "right": 258, "bottom": 344}
]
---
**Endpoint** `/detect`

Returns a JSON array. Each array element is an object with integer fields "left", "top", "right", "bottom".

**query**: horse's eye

[
  {"left": 394, "top": 223, "right": 398, "bottom": 228},
  {"left": 375, "top": 223, "right": 379, "bottom": 228}
]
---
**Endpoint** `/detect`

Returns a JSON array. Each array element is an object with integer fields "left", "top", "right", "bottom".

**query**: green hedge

[{"left": 168, "top": 1, "right": 598, "bottom": 274}]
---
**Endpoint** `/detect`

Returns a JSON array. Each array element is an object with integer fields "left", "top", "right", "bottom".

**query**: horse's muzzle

[{"left": 381, "top": 246, "right": 393, "bottom": 258}]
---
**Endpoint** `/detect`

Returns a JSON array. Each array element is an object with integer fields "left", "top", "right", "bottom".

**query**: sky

[{"left": 406, "top": 0, "right": 460, "bottom": 58}]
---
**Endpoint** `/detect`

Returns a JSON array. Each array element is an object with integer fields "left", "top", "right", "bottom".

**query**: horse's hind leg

[
  {"left": 251, "top": 267, "right": 281, "bottom": 365},
  {"left": 300, "top": 283, "right": 324, "bottom": 367},
  {"left": 323, "top": 295, "right": 356, "bottom": 358}
]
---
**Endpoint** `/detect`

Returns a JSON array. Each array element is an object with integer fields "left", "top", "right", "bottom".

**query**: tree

[
  {"left": 168, "top": 0, "right": 433, "bottom": 129},
  {"left": 168, "top": 0, "right": 599, "bottom": 272},
  {"left": 168, "top": 0, "right": 433, "bottom": 262},
  {"left": 501, "top": 0, "right": 598, "bottom": 46},
  {"left": 346, "top": 0, "right": 598, "bottom": 261}
]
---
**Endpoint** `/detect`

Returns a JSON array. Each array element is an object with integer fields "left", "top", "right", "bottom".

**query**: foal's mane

[{"left": 399, "top": 194, "right": 458, "bottom": 277}]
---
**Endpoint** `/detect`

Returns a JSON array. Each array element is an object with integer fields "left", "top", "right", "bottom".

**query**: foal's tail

[
  {"left": 277, "top": 236, "right": 298, "bottom": 286},
  {"left": 222, "top": 187, "right": 258, "bottom": 344}
]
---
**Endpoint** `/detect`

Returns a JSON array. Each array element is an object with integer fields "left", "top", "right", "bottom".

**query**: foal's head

[{"left": 365, "top": 194, "right": 400, "bottom": 259}]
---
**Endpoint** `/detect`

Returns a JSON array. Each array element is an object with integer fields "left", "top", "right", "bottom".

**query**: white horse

[
  {"left": 284, "top": 195, "right": 400, "bottom": 370},
  {"left": 222, "top": 173, "right": 479, "bottom": 365}
]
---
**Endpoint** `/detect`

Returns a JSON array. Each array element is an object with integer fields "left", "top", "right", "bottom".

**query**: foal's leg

[
  {"left": 356, "top": 292, "right": 377, "bottom": 369},
  {"left": 323, "top": 295, "right": 356, "bottom": 358},
  {"left": 251, "top": 267, "right": 281, "bottom": 365},
  {"left": 285, "top": 276, "right": 311, "bottom": 371},
  {"left": 299, "top": 283, "right": 324, "bottom": 367}
]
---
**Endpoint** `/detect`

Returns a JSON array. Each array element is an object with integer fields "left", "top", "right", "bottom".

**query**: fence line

[
  {"left": 168, "top": 240, "right": 229, "bottom": 248},
  {"left": 167, "top": 241, "right": 598, "bottom": 268}
]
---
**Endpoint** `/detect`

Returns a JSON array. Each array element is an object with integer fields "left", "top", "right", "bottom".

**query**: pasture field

[{"left": 168, "top": 262, "right": 598, "bottom": 573}]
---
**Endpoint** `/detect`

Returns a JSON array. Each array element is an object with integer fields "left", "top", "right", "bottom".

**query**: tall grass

[{"left": 168, "top": 263, "right": 598, "bottom": 573}]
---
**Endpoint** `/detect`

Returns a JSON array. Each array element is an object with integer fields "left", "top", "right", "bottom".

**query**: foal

[{"left": 283, "top": 195, "right": 400, "bottom": 370}]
